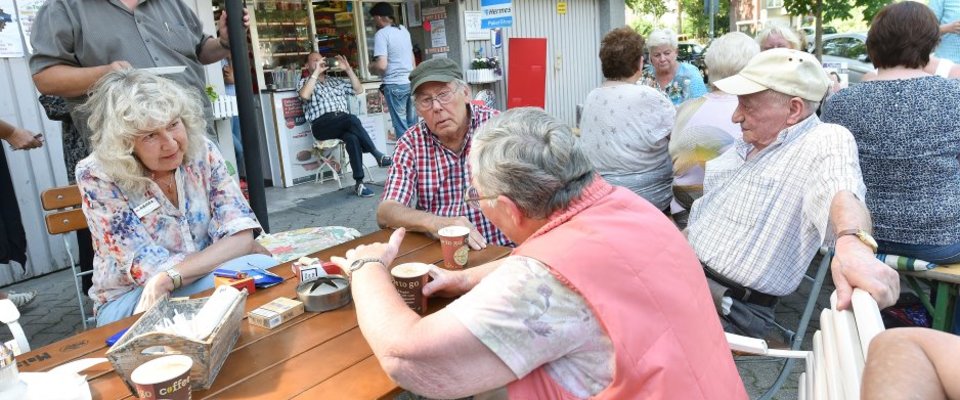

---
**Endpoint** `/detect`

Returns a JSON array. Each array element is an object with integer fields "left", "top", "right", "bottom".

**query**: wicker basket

[{"left": 106, "top": 290, "right": 247, "bottom": 392}]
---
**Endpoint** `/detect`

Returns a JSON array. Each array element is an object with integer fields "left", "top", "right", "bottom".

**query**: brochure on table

[{"left": 271, "top": 90, "right": 389, "bottom": 187}]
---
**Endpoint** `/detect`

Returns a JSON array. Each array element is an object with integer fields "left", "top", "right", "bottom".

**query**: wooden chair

[
  {"left": 40, "top": 185, "right": 95, "bottom": 329},
  {"left": 311, "top": 139, "right": 373, "bottom": 188}
]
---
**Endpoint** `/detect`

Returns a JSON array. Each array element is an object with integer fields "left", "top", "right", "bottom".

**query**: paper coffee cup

[
  {"left": 438, "top": 226, "right": 470, "bottom": 270},
  {"left": 131, "top": 354, "right": 193, "bottom": 399},
  {"left": 391, "top": 262, "right": 431, "bottom": 315}
]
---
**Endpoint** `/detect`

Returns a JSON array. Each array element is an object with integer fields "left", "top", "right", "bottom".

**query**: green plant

[{"left": 205, "top": 85, "right": 219, "bottom": 102}]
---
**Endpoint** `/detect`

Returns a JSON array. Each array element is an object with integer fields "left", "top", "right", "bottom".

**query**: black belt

[{"left": 701, "top": 262, "right": 779, "bottom": 308}]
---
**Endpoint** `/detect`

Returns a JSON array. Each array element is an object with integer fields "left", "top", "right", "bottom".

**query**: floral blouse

[
  {"left": 76, "top": 138, "right": 261, "bottom": 311},
  {"left": 640, "top": 62, "right": 708, "bottom": 106}
]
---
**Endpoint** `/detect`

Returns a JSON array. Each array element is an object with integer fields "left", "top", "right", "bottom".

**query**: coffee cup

[
  {"left": 390, "top": 262, "right": 431, "bottom": 315},
  {"left": 438, "top": 226, "right": 470, "bottom": 270},
  {"left": 130, "top": 354, "right": 193, "bottom": 399}
]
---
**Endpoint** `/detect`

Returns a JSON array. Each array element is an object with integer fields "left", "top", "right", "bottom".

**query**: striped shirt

[
  {"left": 296, "top": 76, "right": 352, "bottom": 123},
  {"left": 382, "top": 104, "right": 513, "bottom": 247},
  {"left": 687, "top": 116, "right": 866, "bottom": 296}
]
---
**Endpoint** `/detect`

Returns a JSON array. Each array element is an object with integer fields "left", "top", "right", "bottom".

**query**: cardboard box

[{"left": 247, "top": 297, "right": 304, "bottom": 329}]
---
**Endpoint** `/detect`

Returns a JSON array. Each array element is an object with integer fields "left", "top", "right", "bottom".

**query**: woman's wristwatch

[{"left": 165, "top": 268, "right": 183, "bottom": 290}]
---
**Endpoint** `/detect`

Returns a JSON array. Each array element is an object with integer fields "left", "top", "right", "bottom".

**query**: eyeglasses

[
  {"left": 414, "top": 83, "right": 460, "bottom": 111},
  {"left": 463, "top": 185, "right": 497, "bottom": 210}
]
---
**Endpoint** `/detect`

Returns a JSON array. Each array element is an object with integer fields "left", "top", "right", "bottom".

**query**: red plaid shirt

[{"left": 382, "top": 104, "right": 513, "bottom": 247}]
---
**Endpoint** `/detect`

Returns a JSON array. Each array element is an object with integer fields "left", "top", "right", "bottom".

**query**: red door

[{"left": 507, "top": 38, "right": 547, "bottom": 109}]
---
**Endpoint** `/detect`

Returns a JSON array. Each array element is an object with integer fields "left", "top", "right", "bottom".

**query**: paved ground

[{"left": 0, "top": 165, "right": 828, "bottom": 399}]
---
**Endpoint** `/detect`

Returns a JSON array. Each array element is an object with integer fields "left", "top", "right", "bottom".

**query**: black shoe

[
  {"left": 355, "top": 183, "right": 375, "bottom": 198},
  {"left": 377, "top": 154, "right": 393, "bottom": 168}
]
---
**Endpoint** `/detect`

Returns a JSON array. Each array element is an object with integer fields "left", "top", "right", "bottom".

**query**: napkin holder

[{"left": 105, "top": 290, "right": 247, "bottom": 392}]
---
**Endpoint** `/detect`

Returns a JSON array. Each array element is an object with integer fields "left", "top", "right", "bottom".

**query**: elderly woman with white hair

[
  {"left": 669, "top": 32, "right": 760, "bottom": 227},
  {"left": 330, "top": 108, "right": 746, "bottom": 399},
  {"left": 76, "top": 70, "right": 270, "bottom": 326},
  {"left": 755, "top": 25, "right": 803, "bottom": 51},
  {"left": 640, "top": 28, "right": 707, "bottom": 105},
  {"left": 580, "top": 27, "right": 675, "bottom": 212}
]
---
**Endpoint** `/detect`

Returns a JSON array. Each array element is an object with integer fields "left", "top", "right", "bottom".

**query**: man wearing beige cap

[
  {"left": 378, "top": 58, "right": 512, "bottom": 248},
  {"left": 685, "top": 48, "right": 899, "bottom": 342}
]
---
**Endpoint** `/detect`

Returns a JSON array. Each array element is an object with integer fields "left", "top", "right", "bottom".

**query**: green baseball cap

[{"left": 409, "top": 58, "right": 463, "bottom": 93}]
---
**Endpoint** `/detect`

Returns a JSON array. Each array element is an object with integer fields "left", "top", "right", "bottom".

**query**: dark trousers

[{"left": 310, "top": 112, "right": 382, "bottom": 183}]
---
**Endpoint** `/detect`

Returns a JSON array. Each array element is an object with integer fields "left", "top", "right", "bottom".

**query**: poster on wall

[
  {"left": 464, "top": 11, "right": 488, "bottom": 41},
  {"left": 480, "top": 0, "right": 513, "bottom": 29},
  {"left": 272, "top": 92, "right": 319, "bottom": 187},
  {"left": 0, "top": 0, "right": 24, "bottom": 58},
  {"left": 15, "top": 0, "right": 43, "bottom": 54},
  {"left": 430, "top": 19, "right": 447, "bottom": 48}
]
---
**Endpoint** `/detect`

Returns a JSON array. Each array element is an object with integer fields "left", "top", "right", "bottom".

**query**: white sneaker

[{"left": 7, "top": 291, "right": 36, "bottom": 309}]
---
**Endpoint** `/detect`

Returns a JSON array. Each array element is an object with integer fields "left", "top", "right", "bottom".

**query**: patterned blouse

[
  {"left": 76, "top": 138, "right": 261, "bottom": 311},
  {"left": 822, "top": 77, "right": 960, "bottom": 246},
  {"left": 640, "top": 62, "right": 708, "bottom": 106}
]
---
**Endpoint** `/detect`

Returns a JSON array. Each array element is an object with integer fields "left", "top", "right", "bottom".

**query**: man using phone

[{"left": 298, "top": 52, "right": 391, "bottom": 198}]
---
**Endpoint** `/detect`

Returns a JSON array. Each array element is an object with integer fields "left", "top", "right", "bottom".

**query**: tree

[
  {"left": 680, "top": 0, "right": 730, "bottom": 40},
  {"left": 626, "top": 0, "right": 671, "bottom": 22},
  {"left": 784, "top": 0, "right": 892, "bottom": 59}
]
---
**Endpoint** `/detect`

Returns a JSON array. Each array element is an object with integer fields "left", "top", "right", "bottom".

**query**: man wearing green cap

[{"left": 378, "top": 58, "right": 512, "bottom": 249}]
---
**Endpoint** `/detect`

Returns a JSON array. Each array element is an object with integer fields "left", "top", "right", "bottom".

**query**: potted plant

[{"left": 467, "top": 56, "right": 502, "bottom": 84}]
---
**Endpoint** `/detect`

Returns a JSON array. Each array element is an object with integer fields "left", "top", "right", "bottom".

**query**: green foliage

[
  {"left": 626, "top": 0, "right": 671, "bottom": 19},
  {"left": 630, "top": 18, "right": 656, "bottom": 36},
  {"left": 784, "top": 0, "right": 892, "bottom": 25},
  {"left": 680, "top": 0, "right": 730, "bottom": 40}
]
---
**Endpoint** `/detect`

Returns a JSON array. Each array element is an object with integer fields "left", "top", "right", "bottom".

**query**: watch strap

[
  {"left": 836, "top": 228, "right": 860, "bottom": 238},
  {"left": 165, "top": 268, "right": 183, "bottom": 290},
  {"left": 348, "top": 258, "right": 384, "bottom": 276}
]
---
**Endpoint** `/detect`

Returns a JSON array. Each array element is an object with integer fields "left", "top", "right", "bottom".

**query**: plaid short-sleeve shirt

[
  {"left": 382, "top": 104, "right": 513, "bottom": 247},
  {"left": 296, "top": 76, "right": 352, "bottom": 122}
]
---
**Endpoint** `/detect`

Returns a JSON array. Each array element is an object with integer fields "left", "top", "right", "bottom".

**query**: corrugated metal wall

[
  {"left": 455, "top": 0, "right": 624, "bottom": 126},
  {"left": 1, "top": 57, "right": 71, "bottom": 286}
]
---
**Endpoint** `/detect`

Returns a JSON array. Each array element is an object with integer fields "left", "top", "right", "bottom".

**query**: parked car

[
  {"left": 810, "top": 32, "right": 873, "bottom": 84},
  {"left": 802, "top": 25, "right": 838, "bottom": 51},
  {"left": 677, "top": 42, "right": 708, "bottom": 82}
]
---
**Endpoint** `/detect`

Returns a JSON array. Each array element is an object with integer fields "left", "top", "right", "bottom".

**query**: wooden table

[
  {"left": 18, "top": 229, "right": 511, "bottom": 399},
  {"left": 902, "top": 264, "right": 960, "bottom": 332}
]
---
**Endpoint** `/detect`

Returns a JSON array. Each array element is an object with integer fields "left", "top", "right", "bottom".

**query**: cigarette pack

[
  {"left": 214, "top": 276, "right": 256, "bottom": 294},
  {"left": 247, "top": 297, "right": 304, "bottom": 329}
]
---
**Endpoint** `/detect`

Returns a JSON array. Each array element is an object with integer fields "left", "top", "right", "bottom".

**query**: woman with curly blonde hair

[{"left": 76, "top": 70, "right": 270, "bottom": 326}]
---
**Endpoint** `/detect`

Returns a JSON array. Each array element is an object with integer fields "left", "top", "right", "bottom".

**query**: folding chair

[
  {"left": 311, "top": 139, "right": 373, "bottom": 188},
  {"left": 40, "top": 185, "right": 95, "bottom": 330},
  {"left": 728, "top": 288, "right": 884, "bottom": 400},
  {"left": 735, "top": 247, "right": 833, "bottom": 400}
]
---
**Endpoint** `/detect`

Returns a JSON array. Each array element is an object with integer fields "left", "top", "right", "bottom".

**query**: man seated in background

[
  {"left": 377, "top": 58, "right": 511, "bottom": 248},
  {"left": 298, "top": 52, "right": 391, "bottom": 198},
  {"left": 336, "top": 108, "right": 747, "bottom": 399},
  {"left": 686, "top": 48, "right": 900, "bottom": 343}
]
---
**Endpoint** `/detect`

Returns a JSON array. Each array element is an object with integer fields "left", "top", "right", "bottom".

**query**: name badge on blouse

[{"left": 133, "top": 198, "right": 161, "bottom": 219}]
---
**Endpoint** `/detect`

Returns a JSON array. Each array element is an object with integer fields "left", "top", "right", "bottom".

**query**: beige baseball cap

[{"left": 713, "top": 48, "right": 830, "bottom": 102}]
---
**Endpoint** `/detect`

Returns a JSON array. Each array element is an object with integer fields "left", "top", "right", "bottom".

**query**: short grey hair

[
  {"left": 79, "top": 69, "right": 207, "bottom": 193},
  {"left": 755, "top": 25, "right": 802, "bottom": 50},
  {"left": 763, "top": 89, "right": 820, "bottom": 118},
  {"left": 470, "top": 107, "right": 595, "bottom": 219},
  {"left": 646, "top": 28, "right": 678, "bottom": 50},
  {"left": 705, "top": 32, "right": 760, "bottom": 85}
]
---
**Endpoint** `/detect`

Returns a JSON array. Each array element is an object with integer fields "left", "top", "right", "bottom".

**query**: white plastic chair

[{"left": 0, "top": 299, "right": 30, "bottom": 355}]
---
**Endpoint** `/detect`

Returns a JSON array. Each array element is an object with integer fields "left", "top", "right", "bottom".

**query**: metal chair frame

[
  {"left": 737, "top": 247, "right": 833, "bottom": 399},
  {"left": 311, "top": 139, "right": 373, "bottom": 188}
]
